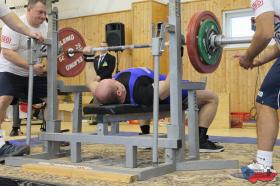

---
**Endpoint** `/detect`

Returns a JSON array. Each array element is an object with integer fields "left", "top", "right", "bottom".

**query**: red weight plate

[
  {"left": 57, "top": 27, "right": 86, "bottom": 77},
  {"left": 186, "top": 11, "right": 222, "bottom": 73}
]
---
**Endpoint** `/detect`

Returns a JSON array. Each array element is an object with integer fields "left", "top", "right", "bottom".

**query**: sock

[
  {"left": 199, "top": 127, "right": 208, "bottom": 142},
  {"left": 256, "top": 150, "right": 273, "bottom": 167},
  {"left": 0, "top": 130, "right": 5, "bottom": 148},
  {"left": 140, "top": 125, "right": 150, "bottom": 134}
]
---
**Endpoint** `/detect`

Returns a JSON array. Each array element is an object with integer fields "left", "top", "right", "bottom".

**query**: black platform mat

[{"left": 0, "top": 176, "right": 60, "bottom": 186}]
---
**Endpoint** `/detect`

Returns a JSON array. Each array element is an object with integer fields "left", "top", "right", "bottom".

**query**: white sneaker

[{"left": 247, "top": 161, "right": 274, "bottom": 172}]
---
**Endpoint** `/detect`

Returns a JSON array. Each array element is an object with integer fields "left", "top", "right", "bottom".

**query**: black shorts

[
  {"left": 0, "top": 72, "right": 47, "bottom": 104},
  {"left": 256, "top": 58, "right": 280, "bottom": 109}
]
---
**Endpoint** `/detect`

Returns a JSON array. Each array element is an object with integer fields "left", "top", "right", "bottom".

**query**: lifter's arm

[
  {"left": 2, "top": 48, "right": 45, "bottom": 75},
  {"left": 158, "top": 72, "right": 170, "bottom": 100},
  {"left": 2, "top": 48, "right": 29, "bottom": 69},
  {"left": 85, "top": 62, "right": 101, "bottom": 94},
  {"left": 252, "top": 44, "right": 280, "bottom": 67}
]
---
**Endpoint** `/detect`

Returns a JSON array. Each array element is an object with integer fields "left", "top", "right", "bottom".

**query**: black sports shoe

[
  {"left": 9, "top": 128, "right": 23, "bottom": 137},
  {"left": 139, "top": 125, "right": 150, "bottom": 135},
  {"left": 0, "top": 142, "right": 30, "bottom": 157},
  {"left": 199, "top": 139, "right": 224, "bottom": 153}
]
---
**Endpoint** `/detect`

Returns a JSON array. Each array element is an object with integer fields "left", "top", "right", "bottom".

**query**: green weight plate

[{"left": 197, "top": 19, "right": 222, "bottom": 65}]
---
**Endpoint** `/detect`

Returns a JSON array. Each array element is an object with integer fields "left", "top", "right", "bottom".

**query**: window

[{"left": 223, "top": 9, "right": 254, "bottom": 48}]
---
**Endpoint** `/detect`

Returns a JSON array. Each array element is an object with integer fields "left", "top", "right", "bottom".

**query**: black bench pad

[
  {"left": 83, "top": 103, "right": 188, "bottom": 115},
  {"left": 83, "top": 104, "right": 171, "bottom": 115}
]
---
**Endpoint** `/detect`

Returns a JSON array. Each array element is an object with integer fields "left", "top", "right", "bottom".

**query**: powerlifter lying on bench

[{"left": 83, "top": 46, "right": 223, "bottom": 153}]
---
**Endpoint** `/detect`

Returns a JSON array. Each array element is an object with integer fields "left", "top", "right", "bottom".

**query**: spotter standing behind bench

[
  {"left": 83, "top": 45, "right": 224, "bottom": 153},
  {"left": 0, "top": 0, "right": 48, "bottom": 157}
]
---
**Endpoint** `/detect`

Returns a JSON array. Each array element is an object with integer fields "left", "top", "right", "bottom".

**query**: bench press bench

[{"left": 83, "top": 103, "right": 187, "bottom": 135}]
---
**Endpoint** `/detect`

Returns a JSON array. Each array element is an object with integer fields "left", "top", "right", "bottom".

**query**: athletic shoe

[
  {"left": 9, "top": 128, "right": 23, "bottom": 137},
  {"left": 199, "top": 139, "right": 224, "bottom": 153},
  {"left": 139, "top": 125, "right": 150, "bottom": 135},
  {"left": 241, "top": 161, "right": 277, "bottom": 183},
  {"left": 0, "top": 142, "right": 30, "bottom": 157}
]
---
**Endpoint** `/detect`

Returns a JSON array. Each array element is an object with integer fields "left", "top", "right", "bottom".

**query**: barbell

[{"left": 56, "top": 10, "right": 252, "bottom": 77}]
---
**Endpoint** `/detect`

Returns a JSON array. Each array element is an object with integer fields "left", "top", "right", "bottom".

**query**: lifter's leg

[
  {"left": 196, "top": 90, "right": 224, "bottom": 152},
  {"left": 10, "top": 102, "right": 23, "bottom": 136},
  {"left": 196, "top": 90, "right": 218, "bottom": 128}
]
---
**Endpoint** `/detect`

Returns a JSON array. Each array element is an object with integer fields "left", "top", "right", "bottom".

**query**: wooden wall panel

[
  {"left": 151, "top": 1, "right": 168, "bottom": 73},
  {"left": 132, "top": 1, "right": 168, "bottom": 73},
  {"left": 132, "top": 1, "right": 153, "bottom": 69}
]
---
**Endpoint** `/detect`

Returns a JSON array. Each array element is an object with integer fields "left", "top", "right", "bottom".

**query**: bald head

[{"left": 95, "top": 79, "right": 121, "bottom": 105}]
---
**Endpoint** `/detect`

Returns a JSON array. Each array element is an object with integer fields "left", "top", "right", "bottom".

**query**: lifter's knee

[
  {"left": 209, "top": 91, "right": 219, "bottom": 105},
  {"left": 197, "top": 90, "right": 219, "bottom": 106}
]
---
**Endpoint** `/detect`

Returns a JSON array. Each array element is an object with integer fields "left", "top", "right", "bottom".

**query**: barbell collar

[
  {"left": 38, "top": 54, "right": 48, "bottom": 58},
  {"left": 165, "top": 24, "right": 175, "bottom": 33},
  {"left": 213, "top": 35, "right": 252, "bottom": 47}
]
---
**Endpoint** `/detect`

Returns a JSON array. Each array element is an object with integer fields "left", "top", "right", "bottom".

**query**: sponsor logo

[
  {"left": 274, "top": 20, "right": 280, "bottom": 44},
  {"left": 258, "top": 91, "right": 263, "bottom": 97},
  {"left": 252, "top": 0, "right": 263, "bottom": 11},
  {"left": 139, "top": 67, "right": 152, "bottom": 73},
  {"left": 1, "top": 35, "right": 11, "bottom": 44}
]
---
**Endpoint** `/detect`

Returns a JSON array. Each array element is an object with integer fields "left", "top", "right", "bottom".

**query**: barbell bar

[
  {"left": 212, "top": 35, "right": 252, "bottom": 47},
  {"left": 66, "top": 39, "right": 186, "bottom": 55},
  {"left": 77, "top": 44, "right": 152, "bottom": 53},
  {"left": 56, "top": 11, "right": 254, "bottom": 77},
  {"left": 186, "top": 10, "right": 252, "bottom": 73},
  {"left": 65, "top": 44, "right": 153, "bottom": 59},
  {"left": 68, "top": 43, "right": 178, "bottom": 59},
  {"left": 65, "top": 34, "right": 186, "bottom": 56}
]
